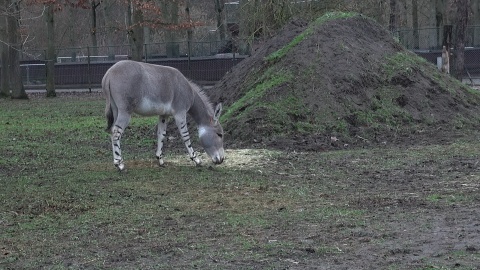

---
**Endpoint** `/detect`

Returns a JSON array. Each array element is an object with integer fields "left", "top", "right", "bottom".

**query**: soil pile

[{"left": 209, "top": 12, "right": 480, "bottom": 150}]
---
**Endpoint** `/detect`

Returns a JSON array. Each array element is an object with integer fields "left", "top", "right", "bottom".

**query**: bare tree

[
  {"left": 186, "top": 0, "right": 193, "bottom": 57},
  {"left": 435, "top": 0, "right": 446, "bottom": 46},
  {"left": 99, "top": 0, "right": 116, "bottom": 59},
  {"left": 7, "top": 0, "right": 27, "bottom": 99},
  {"left": 214, "top": 0, "right": 226, "bottom": 41},
  {"left": 389, "top": 0, "right": 398, "bottom": 33},
  {"left": 0, "top": 0, "right": 9, "bottom": 98},
  {"left": 412, "top": 0, "right": 419, "bottom": 49},
  {"left": 0, "top": 0, "right": 27, "bottom": 99},
  {"left": 473, "top": 0, "right": 480, "bottom": 46},
  {"left": 90, "top": 0, "right": 100, "bottom": 55},
  {"left": 127, "top": 0, "right": 144, "bottom": 61},
  {"left": 451, "top": 0, "right": 471, "bottom": 80},
  {"left": 45, "top": 2, "right": 55, "bottom": 97},
  {"left": 161, "top": 0, "right": 179, "bottom": 58}
]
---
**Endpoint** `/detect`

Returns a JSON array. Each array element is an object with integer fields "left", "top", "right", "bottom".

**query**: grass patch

[
  {"left": 221, "top": 67, "right": 293, "bottom": 122},
  {"left": 383, "top": 51, "right": 428, "bottom": 79},
  {"left": 1, "top": 94, "right": 479, "bottom": 269},
  {"left": 426, "top": 193, "right": 473, "bottom": 205},
  {"left": 265, "top": 11, "right": 358, "bottom": 62}
]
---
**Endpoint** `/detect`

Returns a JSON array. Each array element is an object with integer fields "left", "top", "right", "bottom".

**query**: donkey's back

[{"left": 102, "top": 60, "right": 195, "bottom": 118}]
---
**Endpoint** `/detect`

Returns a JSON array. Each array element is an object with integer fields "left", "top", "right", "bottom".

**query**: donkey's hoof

[
  {"left": 115, "top": 163, "right": 125, "bottom": 171},
  {"left": 158, "top": 160, "right": 165, "bottom": 167},
  {"left": 193, "top": 158, "right": 202, "bottom": 167},
  {"left": 156, "top": 155, "right": 165, "bottom": 167}
]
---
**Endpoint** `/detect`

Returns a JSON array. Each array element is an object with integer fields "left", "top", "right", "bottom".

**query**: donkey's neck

[{"left": 188, "top": 90, "right": 213, "bottom": 126}]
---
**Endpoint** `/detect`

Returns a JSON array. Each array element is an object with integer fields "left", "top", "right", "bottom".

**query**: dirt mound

[{"left": 209, "top": 12, "right": 480, "bottom": 150}]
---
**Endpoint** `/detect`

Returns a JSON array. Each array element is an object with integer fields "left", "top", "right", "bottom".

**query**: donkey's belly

[{"left": 135, "top": 98, "right": 173, "bottom": 116}]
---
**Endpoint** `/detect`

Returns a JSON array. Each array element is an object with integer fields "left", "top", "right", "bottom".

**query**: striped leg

[
  {"left": 111, "top": 125, "right": 125, "bottom": 170},
  {"left": 111, "top": 113, "right": 131, "bottom": 171},
  {"left": 156, "top": 117, "right": 167, "bottom": 166},
  {"left": 175, "top": 114, "right": 201, "bottom": 165}
]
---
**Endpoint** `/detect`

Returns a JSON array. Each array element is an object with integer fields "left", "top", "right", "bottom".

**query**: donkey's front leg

[
  {"left": 155, "top": 117, "right": 167, "bottom": 166},
  {"left": 111, "top": 125, "right": 125, "bottom": 171},
  {"left": 175, "top": 115, "right": 201, "bottom": 166}
]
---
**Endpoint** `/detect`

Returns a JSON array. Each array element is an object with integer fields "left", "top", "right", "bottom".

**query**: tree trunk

[
  {"left": 91, "top": 0, "right": 100, "bottom": 56},
  {"left": 412, "top": 0, "right": 419, "bottom": 49},
  {"left": 389, "top": 0, "right": 398, "bottom": 39},
  {"left": 215, "top": 0, "right": 226, "bottom": 41},
  {"left": 452, "top": 0, "right": 471, "bottom": 80},
  {"left": 127, "top": 0, "right": 144, "bottom": 61},
  {"left": 7, "top": 0, "right": 26, "bottom": 99},
  {"left": 473, "top": 0, "right": 480, "bottom": 46},
  {"left": 186, "top": 0, "right": 193, "bottom": 56},
  {"left": 389, "top": 0, "right": 396, "bottom": 32},
  {"left": 101, "top": 0, "right": 115, "bottom": 60},
  {"left": 435, "top": 0, "right": 445, "bottom": 48},
  {"left": 45, "top": 3, "right": 56, "bottom": 97},
  {"left": 0, "top": 0, "right": 9, "bottom": 98},
  {"left": 186, "top": 0, "right": 193, "bottom": 75},
  {"left": 162, "top": 0, "right": 179, "bottom": 58}
]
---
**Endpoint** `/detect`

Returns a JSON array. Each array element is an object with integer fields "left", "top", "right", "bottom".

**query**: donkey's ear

[{"left": 213, "top": 103, "right": 223, "bottom": 122}]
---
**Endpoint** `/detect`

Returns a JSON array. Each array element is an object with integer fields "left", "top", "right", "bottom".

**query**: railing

[
  {"left": 393, "top": 25, "right": 480, "bottom": 50},
  {"left": 394, "top": 25, "right": 480, "bottom": 83},
  {"left": 16, "top": 39, "right": 252, "bottom": 89},
  {"left": 19, "top": 55, "right": 248, "bottom": 89},
  {"left": 14, "top": 30, "right": 480, "bottom": 89},
  {"left": 20, "top": 39, "right": 252, "bottom": 62}
]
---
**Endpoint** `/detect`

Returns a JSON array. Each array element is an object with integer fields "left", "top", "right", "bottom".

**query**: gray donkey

[{"left": 102, "top": 60, "right": 225, "bottom": 171}]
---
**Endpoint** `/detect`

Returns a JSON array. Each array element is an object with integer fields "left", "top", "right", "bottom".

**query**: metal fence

[
  {"left": 15, "top": 27, "right": 480, "bottom": 89},
  {"left": 394, "top": 25, "right": 480, "bottom": 83},
  {"left": 20, "top": 39, "right": 251, "bottom": 62},
  {"left": 394, "top": 25, "right": 480, "bottom": 50},
  {"left": 17, "top": 39, "right": 252, "bottom": 89}
]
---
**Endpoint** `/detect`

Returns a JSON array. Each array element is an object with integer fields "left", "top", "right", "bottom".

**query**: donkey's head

[{"left": 199, "top": 103, "right": 225, "bottom": 164}]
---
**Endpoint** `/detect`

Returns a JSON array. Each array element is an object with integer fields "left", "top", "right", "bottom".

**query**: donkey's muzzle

[
  {"left": 211, "top": 148, "right": 225, "bottom": 165},
  {"left": 212, "top": 156, "right": 224, "bottom": 165}
]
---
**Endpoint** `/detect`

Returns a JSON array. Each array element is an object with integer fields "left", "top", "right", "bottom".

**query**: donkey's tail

[
  {"left": 105, "top": 102, "right": 114, "bottom": 133},
  {"left": 102, "top": 74, "right": 115, "bottom": 133}
]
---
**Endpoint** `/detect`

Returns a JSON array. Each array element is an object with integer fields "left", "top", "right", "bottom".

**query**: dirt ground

[
  {"left": 267, "top": 138, "right": 480, "bottom": 269},
  {"left": 205, "top": 13, "right": 480, "bottom": 269}
]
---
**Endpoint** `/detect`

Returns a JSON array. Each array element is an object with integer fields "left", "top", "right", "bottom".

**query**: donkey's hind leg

[
  {"left": 111, "top": 125, "right": 125, "bottom": 170},
  {"left": 155, "top": 116, "right": 167, "bottom": 166},
  {"left": 174, "top": 113, "right": 201, "bottom": 166},
  {"left": 111, "top": 113, "right": 131, "bottom": 171}
]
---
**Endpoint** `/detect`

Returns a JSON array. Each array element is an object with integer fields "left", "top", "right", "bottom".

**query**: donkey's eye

[{"left": 217, "top": 133, "right": 223, "bottom": 138}]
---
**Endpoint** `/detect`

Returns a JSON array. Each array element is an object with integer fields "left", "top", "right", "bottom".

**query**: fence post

[
  {"left": 187, "top": 40, "right": 191, "bottom": 78},
  {"left": 144, "top": 43, "right": 148, "bottom": 63},
  {"left": 87, "top": 46, "right": 92, "bottom": 93}
]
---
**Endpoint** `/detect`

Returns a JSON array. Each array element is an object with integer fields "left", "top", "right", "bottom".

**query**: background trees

[
  {"left": 450, "top": 0, "right": 471, "bottom": 80},
  {"left": 44, "top": 1, "right": 55, "bottom": 97},
  {"left": 0, "top": 0, "right": 478, "bottom": 98},
  {"left": 0, "top": 0, "right": 27, "bottom": 99},
  {"left": 13, "top": 1, "right": 478, "bottom": 55}
]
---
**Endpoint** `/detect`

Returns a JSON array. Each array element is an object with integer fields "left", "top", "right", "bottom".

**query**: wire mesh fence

[
  {"left": 395, "top": 25, "right": 480, "bottom": 50},
  {"left": 18, "top": 39, "right": 252, "bottom": 89},
  {"left": 394, "top": 25, "right": 480, "bottom": 83},
  {"left": 16, "top": 26, "right": 480, "bottom": 89}
]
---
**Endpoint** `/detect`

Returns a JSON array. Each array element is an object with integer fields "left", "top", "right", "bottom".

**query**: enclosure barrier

[
  {"left": 394, "top": 25, "right": 480, "bottom": 83},
  {"left": 15, "top": 39, "right": 251, "bottom": 89},
  {"left": 18, "top": 56, "right": 246, "bottom": 89},
  {"left": 8, "top": 29, "right": 480, "bottom": 89}
]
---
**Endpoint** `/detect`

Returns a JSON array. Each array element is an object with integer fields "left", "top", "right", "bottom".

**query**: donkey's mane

[{"left": 189, "top": 81, "right": 214, "bottom": 114}]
